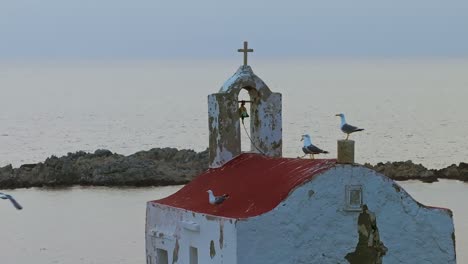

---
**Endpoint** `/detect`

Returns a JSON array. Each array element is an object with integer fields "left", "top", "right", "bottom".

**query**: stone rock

[
  {"left": 93, "top": 149, "right": 113, "bottom": 157},
  {"left": 457, "top": 162, "right": 468, "bottom": 181},
  {"left": 436, "top": 164, "right": 460, "bottom": 179},
  {"left": 368, "top": 160, "right": 468, "bottom": 183},
  {"left": 368, "top": 160, "right": 437, "bottom": 182},
  {"left": 0, "top": 148, "right": 209, "bottom": 189}
]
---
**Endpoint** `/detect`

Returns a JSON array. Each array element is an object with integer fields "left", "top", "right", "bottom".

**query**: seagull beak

[
  {"left": 335, "top": 114, "right": 340, "bottom": 116},
  {"left": 300, "top": 136, "right": 304, "bottom": 141}
]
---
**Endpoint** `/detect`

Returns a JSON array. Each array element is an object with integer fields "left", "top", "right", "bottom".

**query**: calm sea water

[
  {"left": 0, "top": 60, "right": 467, "bottom": 263},
  {"left": 0, "top": 181, "right": 466, "bottom": 264}
]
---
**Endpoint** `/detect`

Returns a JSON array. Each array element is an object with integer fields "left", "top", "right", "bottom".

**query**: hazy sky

[{"left": 1, "top": 0, "right": 467, "bottom": 60}]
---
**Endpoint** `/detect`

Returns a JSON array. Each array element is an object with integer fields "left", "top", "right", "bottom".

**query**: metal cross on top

[{"left": 238, "top": 41, "right": 254, "bottom": 66}]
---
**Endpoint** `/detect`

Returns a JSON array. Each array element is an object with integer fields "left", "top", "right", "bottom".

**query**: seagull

[
  {"left": 300, "top": 134, "right": 329, "bottom": 159},
  {"left": 207, "top": 190, "right": 229, "bottom": 205},
  {"left": 0, "top": 192, "right": 23, "bottom": 210},
  {"left": 335, "top": 113, "right": 364, "bottom": 140}
]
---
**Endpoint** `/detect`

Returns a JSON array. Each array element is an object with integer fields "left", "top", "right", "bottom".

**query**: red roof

[{"left": 152, "top": 153, "right": 336, "bottom": 219}]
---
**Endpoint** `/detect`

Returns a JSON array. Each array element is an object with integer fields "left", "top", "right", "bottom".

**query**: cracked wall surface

[
  {"left": 146, "top": 203, "right": 237, "bottom": 264},
  {"left": 236, "top": 165, "right": 456, "bottom": 264},
  {"left": 208, "top": 65, "right": 282, "bottom": 168}
]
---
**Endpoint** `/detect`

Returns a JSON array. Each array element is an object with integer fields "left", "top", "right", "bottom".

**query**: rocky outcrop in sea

[
  {"left": 0, "top": 148, "right": 208, "bottom": 189},
  {"left": 365, "top": 161, "right": 468, "bottom": 183},
  {"left": 0, "top": 149, "right": 467, "bottom": 189}
]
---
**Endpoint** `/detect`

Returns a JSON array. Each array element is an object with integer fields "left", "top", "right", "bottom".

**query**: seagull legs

[
  {"left": 300, "top": 154, "right": 317, "bottom": 159},
  {"left": 346, "top": 134, "right": 349, "bottom": 140}
]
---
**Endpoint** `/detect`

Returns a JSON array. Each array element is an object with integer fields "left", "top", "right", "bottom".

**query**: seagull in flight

[
  {"left": 207, "top": 190, "right": 229, "bottom": 205},
  {"left": 335, "top": 113, "right": 364, "bottom": 140},
  {"left": 0, "top": 192, "right": 23, "bottom": 210},
  {"left": 300, "top": 134, "right": 329, "bottom": 159}
]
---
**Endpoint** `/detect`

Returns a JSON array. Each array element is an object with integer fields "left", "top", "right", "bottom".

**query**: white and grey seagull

[
  {"left": 207, "top": 190, "right": 229, "bottom": 205},
  {"left": 335, "top": 113, "right": 364, "bottom": 140},
  {"left": 300, "top": 134, "right": 329, "bottom": 159},
  {"left": 0, "top": 192, "right": 23, "bottom": 210}
]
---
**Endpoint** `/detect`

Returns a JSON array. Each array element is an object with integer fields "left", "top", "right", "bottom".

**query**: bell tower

[{"left": 208, "top": 42, "right": 282, "bottom": 168}]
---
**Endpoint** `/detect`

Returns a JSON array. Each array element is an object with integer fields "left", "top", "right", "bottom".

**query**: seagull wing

[
  {"left": 214, "top": 194, "right": 229, "bottom": 205},
  {"left": 7, "top": 196, "right": 23, "bottom": 210},
  {"left": 302, "top": 146, "right": 312, "bottom": 154},
  {"left": 341, "top": 123, "right": 364, "bottom": 134},
  {"left": 1, "top": 194, "right": 22, "bottom": 210},
  {"left": 306, "top": 144, "right": 329, "bottom": 154}
]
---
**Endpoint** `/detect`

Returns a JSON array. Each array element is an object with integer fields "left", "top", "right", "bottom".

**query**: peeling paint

[
  {"left": 172, "top": 239, "right": 179, "bottom": 264},
  {"left": 345, "top": 205, "right": 387, "bottom": 264},
  {"left": 270, "top": 139, "right": 282, "bottom": 151},
  {"left": 146, "top": 158, "right": 456, "bottom": 264},
  {"left": 392, "top": 183, "right": 401, "bottom": 192},
  {"left": 251, "top": 93, "right": 282, "bottom": 157},
  {"left": 205, "top": 215, "right": 217, "bottom": 221},
  {"left": 219, "top": 221, "right": 224, "bottom": 249},
  {"left": 208, "top": 65, "right": 282, "bottom": 168},
  {"left": 235, "top": 166, "right": 456, "bottom": 263},
  {"left": 208, "top": 93, "right": 239, "bottom": 168},
  {"left": 146, "top": 205, "right": 237, "bottom": 263},
  {"left": 210, "top": 240, "right": 216, "bottom": 258},
  {"left": 452, "top": 232, "right": 457, "bottom": 259}
]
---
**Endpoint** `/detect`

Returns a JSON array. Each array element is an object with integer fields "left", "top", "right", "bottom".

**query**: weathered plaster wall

[
  {"left": 236, "top": 165, "right": 456, "bottom": 264},
  {"left": 208, "top": 93, "right": 240, "bottom": 168},
  {"left": 146, "top": 203, "right": 237, "bottom": 264},
  {"left": 250, "top": 92, "right": 282, "bottom": 157},
  {"left": 208, "top": 65, "right": 282, "bottom": 168}
]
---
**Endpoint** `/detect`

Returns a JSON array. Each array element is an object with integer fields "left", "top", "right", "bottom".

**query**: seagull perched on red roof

[
  {"left": 0, "top": 192, "right": 23, "bottom": 210},
  {"left": 336, "top": 113, "right": 364, "bottom": 140},
  {"left": 300, "top": 134, "right": 329, "bottom": 159},
  {"left": 207, "top": 190, "right": 229, "bottom": 205}
]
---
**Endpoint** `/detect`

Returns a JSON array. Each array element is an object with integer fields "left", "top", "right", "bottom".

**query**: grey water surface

[{"left": 0, "top": 181, "right": 466, "bottom": 264}]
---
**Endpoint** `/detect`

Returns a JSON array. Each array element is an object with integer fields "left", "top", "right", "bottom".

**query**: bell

[{"left": 238, "top": 100, "right": 249, "bottom": 123}]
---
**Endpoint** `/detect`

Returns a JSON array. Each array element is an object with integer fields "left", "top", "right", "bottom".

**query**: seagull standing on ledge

[
  {"left": 336, "top": 113, "right": 364, "bottom": 140},
  {"left": 207, "top": 190, "right": 229, "bottom": 205},
  {"left": 0, "top": 192, "right": 23, "bottom": 210},
  {"left": 301, "top": 134, "right": 329, "bottom": 159}
]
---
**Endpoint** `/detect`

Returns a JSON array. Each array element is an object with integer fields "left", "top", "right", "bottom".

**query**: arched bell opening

[
  {"left": 208, "top": 62, "right": 282, "bottom": 168},
  {"left": 237, "top": 86, "right": 260, "bottom": 153}
]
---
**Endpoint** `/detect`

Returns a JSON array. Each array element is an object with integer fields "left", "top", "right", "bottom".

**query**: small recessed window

[
  {"left": 190, "top": 246, "right": 199, "bottom": 264},
  {"left": 156, "top": 248, "right": 169, "bottom": 264},
  {"left": 345, "top": 185, "right": 363, "bottom": 211}
]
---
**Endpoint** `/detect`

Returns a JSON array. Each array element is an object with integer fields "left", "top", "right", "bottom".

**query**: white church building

[{"left": 145, "top": 43, "right": 456, "bottom": 264}]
